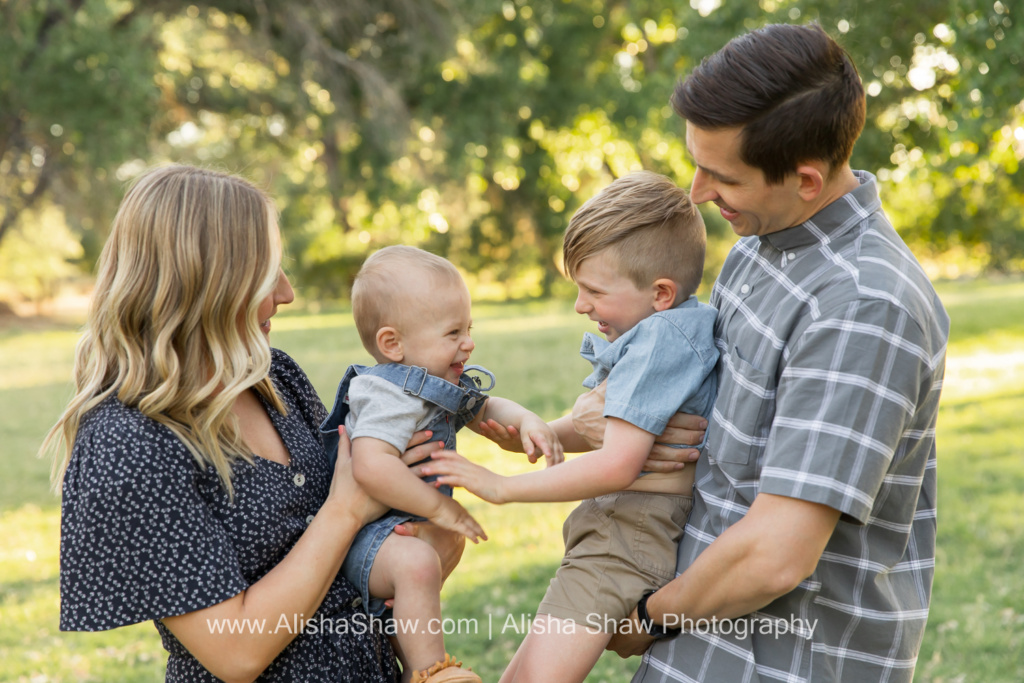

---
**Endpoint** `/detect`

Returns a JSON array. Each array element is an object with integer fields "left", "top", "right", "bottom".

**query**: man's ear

[
  {"left": 795, "top": 162, "right": 826, "bottom": 202},
  {"left": 376, "top": 327, "right": 404, "bottom": 363},
  {"left": 652, "top": 278, "right": 679, "bottom": 312}
]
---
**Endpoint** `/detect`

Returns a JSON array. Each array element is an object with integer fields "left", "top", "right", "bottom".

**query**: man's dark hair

[{"left": 672, "top": 23, "right": 866, "bottom": 184}]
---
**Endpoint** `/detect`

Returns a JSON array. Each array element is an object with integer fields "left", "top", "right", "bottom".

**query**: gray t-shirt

[{"left": 344, "top": 375, "right": 442, "bottom": 452}]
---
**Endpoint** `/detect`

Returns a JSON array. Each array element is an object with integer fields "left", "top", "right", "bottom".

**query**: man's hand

[
  {"left": 570, "top": 382, "right": 608, "bottom": 450},
  {"left": 606, "top": 608, "right": 657, "bottom": 658},
  {"left": 572, "top": 382, "right": 706, "bottom": 472}
]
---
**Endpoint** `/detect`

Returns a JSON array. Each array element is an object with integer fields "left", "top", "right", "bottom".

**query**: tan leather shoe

[{"left": 409, "top": 653, "right": 482, "bottom": 683}]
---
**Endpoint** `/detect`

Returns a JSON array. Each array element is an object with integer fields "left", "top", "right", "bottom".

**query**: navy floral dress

[{"left": 59, "top": 349, "right": 400, "bottom": 682}]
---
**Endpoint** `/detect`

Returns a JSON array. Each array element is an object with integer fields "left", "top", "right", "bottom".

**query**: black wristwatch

[{"left": 636, "top": 591, "right": 680, "bottom": 640}]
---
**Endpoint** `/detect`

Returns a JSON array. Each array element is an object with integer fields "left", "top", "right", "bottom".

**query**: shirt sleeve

[
  {"left": 759, "top": 298, "right": 935, "bottom": 524},
  {"left": 345, "top": 375, "right": 433, "bottom": 453},
  {"left": 603, "top": 316, "right": 718, "bottom": 435},
  {"left": 60, "top": 406, "right": 248, "bottom": 631}
]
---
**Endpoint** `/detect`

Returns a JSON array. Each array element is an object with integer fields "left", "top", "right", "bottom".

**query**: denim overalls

[{"left": 319, "top": 362, "right": 494, "bottom": 615}]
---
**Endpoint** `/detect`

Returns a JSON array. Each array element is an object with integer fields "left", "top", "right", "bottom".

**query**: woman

[{"left": 42, "top": 165, "right": 460, "bottom": 682}]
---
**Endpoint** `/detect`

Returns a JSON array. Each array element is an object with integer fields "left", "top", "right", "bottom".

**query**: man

[{"left": 607, "top": 23, "right": 949, "bottom": 682}]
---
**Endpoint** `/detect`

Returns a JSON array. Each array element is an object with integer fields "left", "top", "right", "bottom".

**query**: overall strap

[{"left": 361, "top": 363, "right": 472, "bottom": 414}]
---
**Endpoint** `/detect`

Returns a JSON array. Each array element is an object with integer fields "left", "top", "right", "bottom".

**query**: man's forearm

[{"left": 646, "top": 493, "right": 841, "bottom": 626}]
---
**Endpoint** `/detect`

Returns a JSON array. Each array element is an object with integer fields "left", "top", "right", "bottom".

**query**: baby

[
  {"left": 319, "top": 245, "right": 562, "bottom": 682},
  {"left": 424, "top": 172, "right": 718, "bottom": 683}
]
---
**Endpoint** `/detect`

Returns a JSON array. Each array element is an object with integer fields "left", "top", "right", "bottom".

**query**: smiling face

[
  {"left": 254, "top": 268, "right": 295, "bottom": 339},
  {"left": 397, "top": 282, "right": 476, "bottom": 384},
  {"left": 573, "top": 250, "right": 656, "bottom": 343},
  {"left": 685, "top": 123, "right": 807, "bottom": 237},
  {"left": 243, "top": 217, "right": 294, "bottom": 341}
]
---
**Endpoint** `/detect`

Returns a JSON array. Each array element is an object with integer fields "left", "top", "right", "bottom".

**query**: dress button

[
  {"left": 788, "top": 252, "right": 796, "bottom": 260},
  {"left": 740, "top": 284, "right": 750, "bottom": 294},
  {"left": 466, "top": 397, "right": 477, "bottom": 410},
  {"left": 351, "top": 597, "right": 363, "bottom": 608},
  {"left": 306, "top": 515, "right": 315, "bottom": 524},
  {"left": 293, "top": 473, "right": 306, "bottom": 487}
]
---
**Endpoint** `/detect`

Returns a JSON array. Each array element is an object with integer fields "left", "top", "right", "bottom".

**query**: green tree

[
  {"left": 2, "top": 0, "right": 1022, "bottom": 301},
  {"left": 0, "top": 0, "right": 159, "bottom": 258}
]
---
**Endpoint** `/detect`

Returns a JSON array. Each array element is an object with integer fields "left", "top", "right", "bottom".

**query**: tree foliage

[{"left": 1, "top": 0, "right": 1022, "bottom": 304}]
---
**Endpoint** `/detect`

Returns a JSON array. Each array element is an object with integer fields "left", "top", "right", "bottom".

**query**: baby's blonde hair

[
  {"left": 42, "top": 165, "right": 286, "bottom": 498},
  {"left": 352, "top": 245, "right": 465, "bottom": 358},
  {"left": 562, "top": 171, "right": 706, "bottom": 299}
]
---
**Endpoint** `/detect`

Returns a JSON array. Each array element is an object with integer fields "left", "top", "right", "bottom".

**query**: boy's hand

[
  {"left": 422, "top": 450, "right": 509, "bottom": 505},
  {"left": 428, "top": 496, "right": 488, "bottom": 544},
  {"left": 518, "top": 413, "right": 564, "bottom": 467}
]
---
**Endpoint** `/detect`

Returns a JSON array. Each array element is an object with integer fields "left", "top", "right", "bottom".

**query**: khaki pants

[{"left": 538, "top": 491, "right": 693, "bottom": 630}]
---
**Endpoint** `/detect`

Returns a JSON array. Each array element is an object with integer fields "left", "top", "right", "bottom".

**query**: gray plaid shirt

[{"left": 635, "top": 172, "right": 949, "bottom": 682}]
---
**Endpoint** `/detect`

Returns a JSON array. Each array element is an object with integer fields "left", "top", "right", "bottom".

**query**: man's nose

[{"left": 690, "top": 167, "right": 716, "bottom": 204}]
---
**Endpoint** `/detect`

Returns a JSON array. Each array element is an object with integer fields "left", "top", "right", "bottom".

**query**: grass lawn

[{"left": 2, "top": 281, "right": 1023, "bottom": 681}]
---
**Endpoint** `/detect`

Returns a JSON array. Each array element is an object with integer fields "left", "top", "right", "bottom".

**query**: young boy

[
  {"left": 319, "top": 245, "right": 562, "bottom": 683},
  {"left": 423, "top": 172, "right": 718, "bottom": 683}
]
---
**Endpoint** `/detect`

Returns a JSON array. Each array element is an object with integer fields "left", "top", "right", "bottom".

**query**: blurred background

[
  {"left": 0, "top": 0, "right": 1021, "bottom": 313},
  {"left": 2, "top": 1, "right": 1023, "bottom": 681}
]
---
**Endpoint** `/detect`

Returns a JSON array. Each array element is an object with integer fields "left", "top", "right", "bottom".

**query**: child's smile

[{"left": 573, "top": 251, "right": 657, "bottom": 343}]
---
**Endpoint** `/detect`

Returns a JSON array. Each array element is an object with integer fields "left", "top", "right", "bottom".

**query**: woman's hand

[
  {"left": 326, "top": 427, "right": 389, "bottom": 526},
  {"left": 399, "top": 429, "right": 447, "bottom": 466}
]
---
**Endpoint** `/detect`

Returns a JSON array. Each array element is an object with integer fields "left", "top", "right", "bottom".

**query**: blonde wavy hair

[{"left": 42, "top": 165, "right": 286, "bottom": 497}]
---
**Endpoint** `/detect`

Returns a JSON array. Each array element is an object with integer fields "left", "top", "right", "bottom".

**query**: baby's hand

[
  {"left": 478, "top": 419, "right": 524, "bottom": 453},
  {"left": 429, "top": 496, "right": 487, "bottom": 544},
  {"left": 519, "top": 413, "right": 564, "bottom": 468}
]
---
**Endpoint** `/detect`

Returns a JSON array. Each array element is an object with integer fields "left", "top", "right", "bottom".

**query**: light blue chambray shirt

[{"left": 580, "top": 295, "right": 719, "bottom": 446}]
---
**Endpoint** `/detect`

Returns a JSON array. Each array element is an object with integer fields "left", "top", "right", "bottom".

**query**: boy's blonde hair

[
  {"left": 562, "top": 171, "right": 705, "bottom": 299},
  {"left": 352, "top": 245, "right": 465, "bottom": 356}
]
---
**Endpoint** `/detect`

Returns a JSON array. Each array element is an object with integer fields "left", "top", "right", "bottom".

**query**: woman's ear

[
  {"left": 376, "top": 327, "right": 404, "bottom": 363},
  {"left": 652, "top": 278, "right": 679, "bottom": 312}
]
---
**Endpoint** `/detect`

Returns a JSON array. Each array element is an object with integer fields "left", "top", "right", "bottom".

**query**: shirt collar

[{"left": 760, "top": 170, "right": 881, "bottom": 251}]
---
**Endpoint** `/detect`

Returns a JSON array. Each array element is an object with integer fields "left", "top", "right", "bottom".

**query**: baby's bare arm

[
  {"left": 472, "top": 396, "right": 564, "bottom": 465},
  {"left": 351, "top": 437, "right": 486, "bottom": 542}
]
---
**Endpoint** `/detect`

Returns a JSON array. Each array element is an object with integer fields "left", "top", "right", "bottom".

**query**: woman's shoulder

[
  {"left": 269, "top": 347, "right": 328, "bottom": 427},
  {"left": 72, "top": 395, "right": 197, "bottom": 482},
  {"left": 270, "top": 348, "right": 317, "bottom": 399}
]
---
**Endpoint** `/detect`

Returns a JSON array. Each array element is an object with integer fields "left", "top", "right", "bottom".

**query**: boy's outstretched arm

[
  {"left": 351, "top": 436, "right": 487, "bottom": 543},
  {"left": 424, "top": 417, "right": 656, "bottom": 504},
  {"left": 469, "top": 396, "right": 564, "bottom": 466}
]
